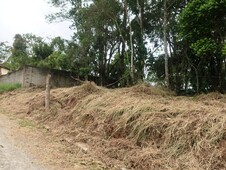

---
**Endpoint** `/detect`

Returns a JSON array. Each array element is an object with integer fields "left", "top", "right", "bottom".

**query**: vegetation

[
  {"left": 0, "top": 1, "right": 225, "bottom": 168},
  {"left": 0, "top": 83, "right": 21, "bottom": 93},
  {"left": 2, "top": 83, "right": 226, "bottom": 169},
  {"left": 18, "top": 119, "right": 36, "bottom": 129},
  {"left": 0, "top": 0, "right": 225, "bottom": 94}
]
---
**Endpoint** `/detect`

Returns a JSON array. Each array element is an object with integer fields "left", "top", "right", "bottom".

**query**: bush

[{"left": 0, "top": 83, "right": 21, "bottom": 93}]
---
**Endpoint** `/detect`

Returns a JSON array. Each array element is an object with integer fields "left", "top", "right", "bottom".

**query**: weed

[{"left": 0, "top": 83, "right": 21, "bottom": 93}]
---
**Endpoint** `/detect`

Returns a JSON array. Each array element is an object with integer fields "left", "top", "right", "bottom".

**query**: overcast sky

[{"left": 0, "top": 0, "right": 73, "bottom": 44}]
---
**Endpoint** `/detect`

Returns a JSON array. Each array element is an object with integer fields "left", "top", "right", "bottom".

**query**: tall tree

[
  {"left": 179, "top": 0, "right": 226, "bottom": 92},
  {"left": 8, "top": 34, "right": 29, "bottom": 70},
  {"left": 48, "top": 0, "right": 128, "bottom": 86},
  {"left": 163, "top": 0, "right": 169, "bottom": 88},
  {"left": 0, "top": 42, "right": 10, "bottom": 64},
  {"left": 46, "top": 0, "right": 226, "bottom": 93}
]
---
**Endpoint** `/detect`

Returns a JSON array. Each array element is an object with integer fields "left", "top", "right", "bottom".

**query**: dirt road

[{"left": 0, "top": 114, "right": 47, "bottom": 170}]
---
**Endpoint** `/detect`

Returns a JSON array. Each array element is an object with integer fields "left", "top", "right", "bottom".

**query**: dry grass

[{"left": 1, "top": 82, "right": 226, "bottom": 169}]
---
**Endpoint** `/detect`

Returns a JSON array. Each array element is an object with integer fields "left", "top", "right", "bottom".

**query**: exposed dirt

[
  {"left": 0, "top": 114, "right": 47, "bottom": 170},
  {"left": 0, "top": 89, "right": 84, "bottom": 170},
  {"left": 1, "top": 83, "right": 226, "bottom": 169}
]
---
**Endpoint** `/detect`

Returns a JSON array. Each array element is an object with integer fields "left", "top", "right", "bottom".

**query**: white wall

[{"left": 0, "top": 68, "right": 9, "bottom": 76}]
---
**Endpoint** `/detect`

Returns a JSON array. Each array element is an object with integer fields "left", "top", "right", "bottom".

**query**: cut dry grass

[
  {"left": 1, "top": 83, "right": 226, "bottom": 169},
  {"left": 18, "top": 119, "right": 36, "bottom": 129},
  {"left": 130, "top": 83, "right": 174, "bottom": 96}
]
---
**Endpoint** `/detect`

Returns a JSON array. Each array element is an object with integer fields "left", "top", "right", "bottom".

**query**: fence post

[{"left": 45, "top": 73, "right": 51, "bottom": 112}]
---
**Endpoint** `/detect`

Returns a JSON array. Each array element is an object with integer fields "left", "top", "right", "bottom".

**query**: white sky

[{"left": 0, "top": 0, "right": 73, "bottom": 44}]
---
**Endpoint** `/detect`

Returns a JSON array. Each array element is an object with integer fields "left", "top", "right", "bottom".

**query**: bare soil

[
  {"left": 0, "top": 89, "right": 84, "bottom": 170},
  {"left": 0, "top": 114, "right": 47, "bottom": 170},
  {"left": 1, "top": 83, "right": 226, "bottom": 169}
]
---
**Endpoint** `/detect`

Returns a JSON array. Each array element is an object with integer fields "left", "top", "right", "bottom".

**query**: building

[{"left": 0, "top": 65, "right": 10, "bottom": 76}]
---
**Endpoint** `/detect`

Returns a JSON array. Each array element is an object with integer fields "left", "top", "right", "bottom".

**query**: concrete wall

[
  {"left": 22, "top": 66, "right": 47, "bottom": 87},
  {"left": 0, "top": 66, "right": 80, "bottom": 88},
  {"left": 0, "top": 69, "right": 23, "bottom": 84}
]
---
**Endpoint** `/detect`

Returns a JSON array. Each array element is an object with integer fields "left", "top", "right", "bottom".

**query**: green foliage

[
  {"left": 38, "top": 51, "right": 70, "bottom": 70},
  {"left": 32, "top": 42, "right": 53, "bottom": 60},
  {"left": 147, "top": 54, "right": 165, "bottom": 82},
  {"left": 0, "top": 42, "right": 10, "bottom": 63},
  {"left": 48, "top": 0, "right": 152, "bottom": 85},
  {"left": 223, "top": 44, "right": 226, "bottom": 56},
  {"left": 51, "top": 37, "right": 66, "bottom": 51},
  {"left": 179, "top": 0, "right": 226, "bottom": 43},
  {"left": 191, "top": 38, "right": 217, "bottom": 57},
  {"left": 1, "top": 0, "right": 225, "bottom": 94},
  {"left": 178, "top": 0, "right": 226, "bottom": 93},
  {"left": 6, "top": 34, "right": 29, "bottom": 70},
  {"left": 79, "top": 67, "right": 91, "bottom": 77},
  {"left": 0, "top": 83, "right": 21, "bottom": 93},
  {"left": 4, "top": 34, "right": 72, "bottom": 72},
  {"left": 46, "top": 0, "right": 226, "bottom": 92}
]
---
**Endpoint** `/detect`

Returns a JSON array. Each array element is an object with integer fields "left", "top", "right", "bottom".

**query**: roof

[{"left": 0, "top": 64, "right": 10, "bottom": 70}]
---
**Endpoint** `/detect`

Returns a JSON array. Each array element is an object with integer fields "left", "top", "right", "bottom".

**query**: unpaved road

[{"left": 0, "top": 114, "right": 47, "bottom": 170}]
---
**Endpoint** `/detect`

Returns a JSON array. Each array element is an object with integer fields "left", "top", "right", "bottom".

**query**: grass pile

[{"left": 3, "top": 82, "right": 226, "bottom": 169}]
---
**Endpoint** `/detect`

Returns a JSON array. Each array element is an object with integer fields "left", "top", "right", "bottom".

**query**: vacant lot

[{"left": 0, "top": 83, "right": 226, "bottom": 169}]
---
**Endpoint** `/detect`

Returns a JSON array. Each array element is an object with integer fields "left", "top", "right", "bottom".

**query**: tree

[
  {"left": 38, "top": 51, "right": 70, "bottom": 70},
  {"left": 32, "top": 41, "right": 53, "bottom": 60},
  {"left": 163, "top": 0, "right": 169, "bottom": 88},
  {"left": 46, "top": 0, "right": 226, "bottom": 93},
  {"left": 48, "top": 0, "right": 128, "bottom": 86},
  {"left": 179, "top": 0, "right": 226, "bottom": 92},
  {"left": 7, "top": 34, "right": 29, "bottom": 70},
  {"left": 0, "top": 42, "right": 10, "bottom": 63}
]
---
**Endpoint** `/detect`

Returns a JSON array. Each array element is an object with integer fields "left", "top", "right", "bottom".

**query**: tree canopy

[{"left": 0, "top": 0, "right": 225, "bottom": 93}]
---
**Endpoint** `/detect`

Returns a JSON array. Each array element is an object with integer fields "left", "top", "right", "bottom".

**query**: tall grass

[{"left": 0, "top": 83, "right": 21, "bottom": 93}]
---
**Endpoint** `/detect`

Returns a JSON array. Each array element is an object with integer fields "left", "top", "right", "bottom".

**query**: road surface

[{"left": 0, "top": 114, "right": 47, "bottom": 170}]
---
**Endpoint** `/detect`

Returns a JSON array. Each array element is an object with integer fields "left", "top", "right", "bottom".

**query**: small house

[{"left": 0, "top": 65, "right": 10, "bottom": 76}]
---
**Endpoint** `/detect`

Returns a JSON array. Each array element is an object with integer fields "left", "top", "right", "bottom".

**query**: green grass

[
  {"left": 18, "top": 119, "right": 36, "bottom": 129},
  {"left": 0, "top": 83, "right": 21, "bottom": 93}
]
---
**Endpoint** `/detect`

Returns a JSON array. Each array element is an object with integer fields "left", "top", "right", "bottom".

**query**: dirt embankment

[{"left": 1, "top": 83, "right": 226, "bottom": 169}]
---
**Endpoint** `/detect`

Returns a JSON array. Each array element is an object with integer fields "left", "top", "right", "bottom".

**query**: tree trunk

[
  {"left": 129, "top": 21, "right": 134, "bottom": 81},
  {"left": 45, "top": 73, "right": 51, "bottom": 112},
  {"left": 137, "top": 0, "right": 145, "bottom": 80},
  {"left": 195, "top": 68, "right": 199, "bottom": 93},
  {"left": 125, "top": 3, "right": 134, "bottom": 82},
  {"left": 163, "top": 0, "right": 170, "bottom": 88}
]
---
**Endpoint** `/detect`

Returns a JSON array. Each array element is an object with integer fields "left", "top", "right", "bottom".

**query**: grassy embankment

[{"left": 1, "top": 82, "right": 226, "bottom": 169}]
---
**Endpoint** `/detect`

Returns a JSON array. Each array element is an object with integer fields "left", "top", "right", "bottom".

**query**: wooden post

[{"left": 45, "top": 73, "right": 51, "bottom": 112}]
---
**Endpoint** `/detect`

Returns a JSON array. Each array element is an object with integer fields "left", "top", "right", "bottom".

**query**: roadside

[
  {"left": 0, "top": 113, "right": 83, "bottom": 170},
  {"left": 0, "top": 88, "right": 90, "bottom": 170},
  {"left": 0, "top": 113, "right": 47, "bottom": 170}
]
